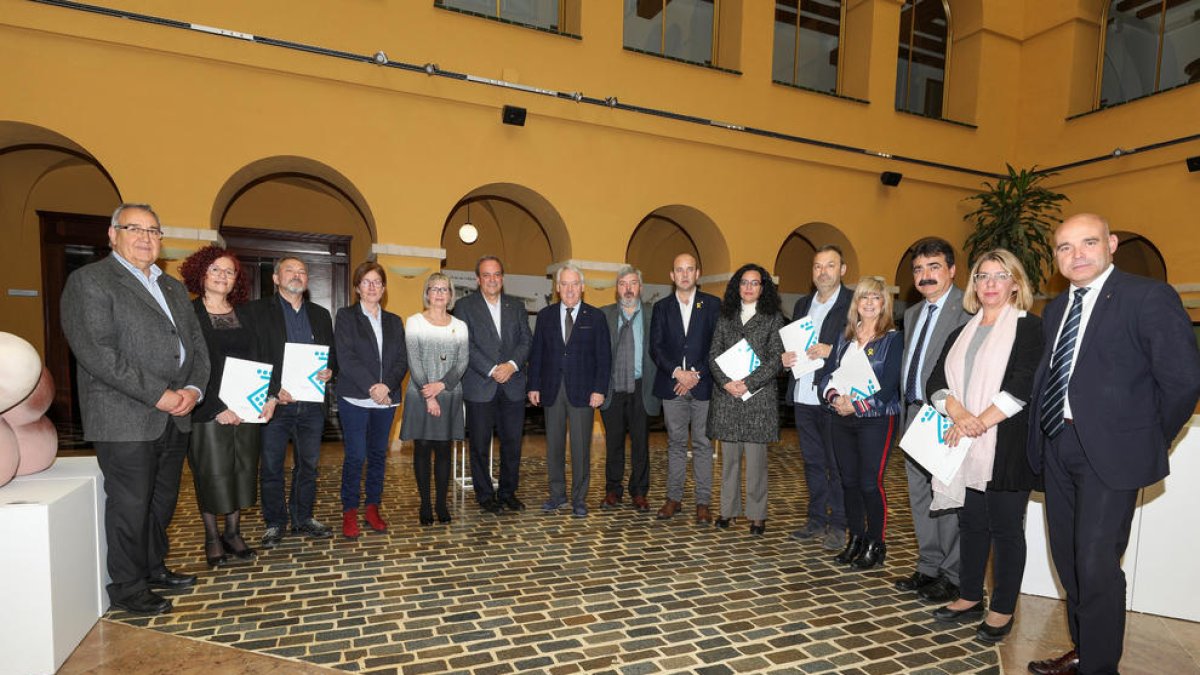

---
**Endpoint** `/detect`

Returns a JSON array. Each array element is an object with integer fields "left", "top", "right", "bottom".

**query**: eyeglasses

[
  {"left": 973, "top": 272, "right": 1013, "bottom": 283},
  {"left": 360, "top": 279, "right": 384, "bottom": 289},
  {"left": 114, "top": 225, "right": 164, "bottom": 239},
  {"left": 859, "top": 293, "right": 883, "bottom": 302},
  {"left": 428, "top": 286, "right": 451, "bottom": 294},
  {"left": 208, "top": 266, "right": 237, "bottom": 278},
  {"left": 739, "top": 279, "right": 762, "bottom": 288}
]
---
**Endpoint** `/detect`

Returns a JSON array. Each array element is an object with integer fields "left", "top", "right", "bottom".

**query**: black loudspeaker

[
  {"left": 1187, "top": 156, "right": 1200, "bottom": 173},
  {"left": 880, "top": 171, "right": 903, "bottom": 186},
  {"left": 502, "top": 105, "right": 527, "bottom": 127}
]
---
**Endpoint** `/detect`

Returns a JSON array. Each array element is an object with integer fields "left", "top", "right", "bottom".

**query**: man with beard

[
  {"left": 247, "top": 256, "right": 336, "bottom": 547},
  {"left": 782, "top": 244, "right": 853, "bottom": 550},
  {"left": 893, "top": 237, "right": 970, "bottom": 603},
  {"left": 599, "top": 266, "right": 659, "bottom": 511}
]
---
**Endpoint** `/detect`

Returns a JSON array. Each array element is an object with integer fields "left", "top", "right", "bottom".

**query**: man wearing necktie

[{"left": 1026, "top": 214, "right": 1200, "bottom": 675}]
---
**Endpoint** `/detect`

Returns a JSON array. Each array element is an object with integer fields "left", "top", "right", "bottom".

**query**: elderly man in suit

[
  {"left": 453, "top": 256, "right": 533, "bottom": 513},
  {"left": 599, "top": 266, "right": 660, "bottom": 511},
  {"left": 1026, "top": 214, "right": 1200, "bottom": 675},
  {"left": 528, "top": 264, "right": 611, "bottom": 518},
  {"left": 893, "top": 237, "right": 971, "bottom": 603},
  {"left": 650, "top": 253, "right": 722, "bottom": 523},
  {"left": 782, "top": 244, "right": 853, "bottom": 551},
  {"left": 61, "top": 203, "right": 210, "bottom": 615},
  {"left": 246, "top": 256, "right": 336, "bottom": 548}
]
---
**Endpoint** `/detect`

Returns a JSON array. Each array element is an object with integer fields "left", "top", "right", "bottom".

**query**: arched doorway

[
  {"left": 625, "top": 205, "right": 730, "bottom": 305},
  {"left": 774, "top": 222, "right": 858, "bottom": 318}
]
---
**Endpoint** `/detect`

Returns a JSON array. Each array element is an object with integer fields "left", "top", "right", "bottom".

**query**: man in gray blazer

[
  {"left": 453, "top": 256, "right": 533, "bottom": 513},
  {"left": 894, "top": 237, "right": 970, "bottom": 603},
  {"left": 61, "top": 203, "right": 210, "bottom": 615},
  {"left": 599, "top": 266, "right": 660, "bottom": 511}
]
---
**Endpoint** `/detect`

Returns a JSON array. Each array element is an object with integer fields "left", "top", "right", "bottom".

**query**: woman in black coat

[{"left": 924, "top": 249, "right": 1044, "bottom": 644}]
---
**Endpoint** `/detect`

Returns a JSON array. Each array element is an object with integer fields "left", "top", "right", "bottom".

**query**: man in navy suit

[
  {"left": 527, "top": 264, "right": 611, "bottom": 518},
  {"left": 650, "top": 253, "right": 722, "bottom": 523},
  {"left": 453, "top": 256, "right": 533, "bottom": 513},
  {"left": 781, "top": 244, "right": 853, "bottom": 551},
  {"left": 1026, "top": 214, "right": 1200, "bottom": 675}
]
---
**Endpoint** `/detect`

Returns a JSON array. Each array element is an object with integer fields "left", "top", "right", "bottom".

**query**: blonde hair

[
  {"left": 844, "top": 276, "right": 896, "bottom": 341},
  {"left": 962, "top": 249, "right": 1033, "bottom": 313},
  {"left": 422, "top": 272, "right": 456, "bottom": 309}
]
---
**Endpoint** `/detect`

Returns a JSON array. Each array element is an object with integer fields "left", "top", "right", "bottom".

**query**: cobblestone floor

[{"left": 107, "top": 433, "right": 1000, "bottom": 674}]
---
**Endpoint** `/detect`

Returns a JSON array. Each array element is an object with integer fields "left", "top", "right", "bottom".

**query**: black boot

[
  {"left": 851, "top": 540, "right": 887, "bottom": 569},
  {"left": 834, "top": 534, "right": 865, "bottom": 565}
]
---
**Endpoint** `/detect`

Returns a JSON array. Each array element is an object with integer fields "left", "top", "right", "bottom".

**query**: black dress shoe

[
  {"left": 260, "top": 526, "right": 283, "bottom": 549},
  {"left": 834, "top": 534, "right": 865, "bottom": 565},
  {"left": 714, "top": 517, "right": 734, "bottom": 529},
  {"left": 918, "top": 576, "right": 961, "bottom": 603},
  {"left": 748, "top": 521, "right": 766, "bottom": 536},
  {"left": 932, "top": 601, "right": 986, "bottom": 623},
  {"left": 480, "top": 498, "right": 502, "bottom": 514},
  {"left": 1027, "top": 649, "right": 1078, "bottom": 675},
  {"left": 419, "top": 515, "right": 434, "bottom": 526},
  {"left": 111, "top": 589, "right": 172, "bottom": 615},
  {"left": 894, "top": 570, "right": 939, "bottom": 592},
  {"left": 503, "top": 496, "right": 526, "bottom": 511},
  {"left": 146, "top": 569, "right": 197, "bottom": 589},
  {"left": 850, "top": 540, "right": 886, "bottom": 569},
  {"left": 975, "top": 616, "right": 1014, "bottom": 643},
  {"left": 293, "top": 518, "right": 333, "bottom": 538}
]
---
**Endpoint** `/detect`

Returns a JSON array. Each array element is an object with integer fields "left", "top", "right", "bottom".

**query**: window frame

[
  {"left": 773, "top": 0, "right": 848, "bottom": 93},
  {"left": 1094, "top": 0, "right": 1200, "bottom": 109},
  {"left": 895, "top": 0, "right": 952, "bottom": 119}
]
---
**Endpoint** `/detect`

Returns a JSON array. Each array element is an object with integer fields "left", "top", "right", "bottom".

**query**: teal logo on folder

[
  {"left": 308, "top": 350, "right": 329, "bottom": 394},
  {"left": 247, "top": 368, "right": 271, "bottom": 414}
]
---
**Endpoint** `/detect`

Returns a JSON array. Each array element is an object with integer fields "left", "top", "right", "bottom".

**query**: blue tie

[
  {"left": 1041, "top": 288, "right": 1089, "bottom": 438},
  {"left": 905, "top": 304, "right": 938, "bottom": 404}
]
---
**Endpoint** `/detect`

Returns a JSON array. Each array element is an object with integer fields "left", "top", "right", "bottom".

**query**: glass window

[
  {"left": 895, "top": 0, "right": 949, "bottom": 117},
  {"left": 440, "top": 0, "right": 562, "bottom": 31},
  {"left": 1099, "top": 0, "right": 1200, "bottom": 108},
  {"left": 624, "top": 0, "right": 717, "bottom": 66},
  {"left": 772, "top": 0, "right": 842, "bottom": 92}
]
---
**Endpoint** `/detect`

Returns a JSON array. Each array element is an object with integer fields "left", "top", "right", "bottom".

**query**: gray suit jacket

[
  {"left": 61, "top": 254, "right": 210, "bottom": 442},
  {"left": 452, "top": 291, "right": 533, "bottom": 403},
  {"left": 900, "top": 285, "right": 970, "bottom": 429},
  {"left": 600, "top": 301, "right": 661, "bottom": 416}
]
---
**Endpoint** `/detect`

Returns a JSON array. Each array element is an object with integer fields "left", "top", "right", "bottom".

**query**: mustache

[{"left": 917, "top": 279, "right": 938, "bottom": 287}]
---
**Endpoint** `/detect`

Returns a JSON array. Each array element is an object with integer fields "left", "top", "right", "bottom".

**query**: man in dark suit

[
  {"left": 599, "top": 266, "right": 660, "bottom": 511},
  {"left": 893, "top": 238, "right": 971, "bottom": 603},
  {"left": 1026, "top": 214, "right": 1200, "bottom": 675},
  {"left": 61, "top": 203, "right": 210, "bottom": 615},
  {"left": 527, "top": 264, "right": 611, "bottom": 518},
  {"left": 781, "top": 244, "right": 853, "bottom": 551},
  {"left": 246, "top": 256, "right": 336, "bottom": 548},
  {"left": 453, "top": 256, "right": 533, "bottom": 513},
  {"left": 650, "top": 253, "right": 721, "bottom": 523}
]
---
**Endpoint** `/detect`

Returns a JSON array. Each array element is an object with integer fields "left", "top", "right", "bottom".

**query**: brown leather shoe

[
  {"left": 1027, "top": 649, "right": 1078, "bottom": 675},
  {"left": 656, "top": 499, "right": 680, "bottom": 520},
  {"left": 695, "top": 504, "right": 712, "bottom": 524},
  {"left": 601, "top": 492, "right": 621, "bottom": 510},
  {"left": 631, "top": 495, "right": 650, "bottom": 511}
]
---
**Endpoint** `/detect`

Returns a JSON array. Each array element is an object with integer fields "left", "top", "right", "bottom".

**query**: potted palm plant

[{"left": 963, "top": 165, "right": 1069, "bottom": 294}]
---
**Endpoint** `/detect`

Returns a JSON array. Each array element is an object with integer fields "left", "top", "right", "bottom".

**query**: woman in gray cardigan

[{"left": 708, "top": 264, "right": 786, "bottom": 535}]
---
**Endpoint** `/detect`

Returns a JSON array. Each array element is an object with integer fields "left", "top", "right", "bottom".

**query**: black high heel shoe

[
  {"left": 749, "top": 520, "right": 766, "bottom": 536},
  {"left": 220, "top": 533, "right": 257, "bottom": 562},
  {"left": 850, "top": 540, "right": 886, "bottom": 569},
  {"left": 975, "top": 615, "right": 1014, "bottom": 643},
  {"left": 834, "top": 534, "right": 865, "bottom": 565},
  {"left": 419, "top": 508, "right": 434, "bottom": 526},
  {"left": 436, "top": 505, "right": 452, "bottom": 524},
  {"left": 205, "top": 538, "right": 229, "bottom": 569},
  {"left": 715, "top": 517, "right": 734, "bottom": 529}
]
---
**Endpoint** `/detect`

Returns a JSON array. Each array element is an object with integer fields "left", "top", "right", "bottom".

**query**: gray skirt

[{"left": 188, "top": 419, "right": 260, "bottom": 514}]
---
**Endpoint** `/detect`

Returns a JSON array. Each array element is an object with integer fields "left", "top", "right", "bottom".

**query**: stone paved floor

[{"left": 106, "top": 432, "right": 1000, "bottom": 674}]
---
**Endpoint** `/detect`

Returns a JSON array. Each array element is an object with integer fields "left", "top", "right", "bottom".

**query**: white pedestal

[
  {"left": 0, "top": 465, "right": 106, "bottom": 675},
  {"left": 1023, "top": 416, "right": 1200, "bottom": 621}
]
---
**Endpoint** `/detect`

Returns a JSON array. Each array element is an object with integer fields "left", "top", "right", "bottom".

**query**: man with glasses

[
  {"left": 61, "top": 203, "right": 210, "bottom": 614},
  {"left": 246, "top": 256, "right": 336, "bottom": 547},
  {"left": 453, "top": 256, "right": 533, "bottom": 514}
]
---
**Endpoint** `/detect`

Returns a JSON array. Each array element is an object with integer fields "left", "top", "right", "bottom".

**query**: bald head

[
  {"left": 670, "top": 253, "right": 699, "bottom": 293},
  {"left": 1054, "top": 213, "right": 1118, "bottom": 287}
]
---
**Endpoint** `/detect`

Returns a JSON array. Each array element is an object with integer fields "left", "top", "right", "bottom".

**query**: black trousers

[
  {"left": 830, "top": 414, "right": 895, "bottom": 542},
  {"left": 465, "top": 394, "right": 525, "bottom": 504},
  {"left": 599, "top": 379, "right": 650, "bottom": 498},
  {"left": 412, "top": 439, "right": 451, "bottom": 517},
  {"left": 958, "top": 487, "right": 1030, "bottom": 614},
  {"left": 1044, "top": 424, "right": 1138, "bottom": 674},
  {"left": 94, "top": 423, "right": 188, "bottom": 602}
]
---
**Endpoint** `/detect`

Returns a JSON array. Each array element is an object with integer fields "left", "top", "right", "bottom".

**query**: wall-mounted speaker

[
  {"left": 880, "top": 171, "right": 903, "bottom": 187},
  {"left": 502, "top": 105, "right": 527, "bottom": 127}
]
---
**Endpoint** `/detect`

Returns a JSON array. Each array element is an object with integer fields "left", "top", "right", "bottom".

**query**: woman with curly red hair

[{"left": 179, "top": 245, "right": 269, "bottom": 567}]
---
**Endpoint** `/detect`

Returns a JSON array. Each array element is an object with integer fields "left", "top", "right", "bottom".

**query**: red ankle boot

[
  {"left": 342, "top": 509, "right": 361, "bottom": 539},
  {"left": 364, "top": 504, "right": 388, "bottom": 533}
]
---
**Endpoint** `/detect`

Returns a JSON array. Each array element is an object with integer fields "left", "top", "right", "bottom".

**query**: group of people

[{"left": 63, "top": 203, "right": 1199, "bottom": 675}]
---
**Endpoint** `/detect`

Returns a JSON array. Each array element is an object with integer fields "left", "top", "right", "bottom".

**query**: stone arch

[
  {"left": 625, "top": 205, "right": 731, "bottom": 286},
  {"left": 441, "top": 183, "right": 569, "bottom": 278}
]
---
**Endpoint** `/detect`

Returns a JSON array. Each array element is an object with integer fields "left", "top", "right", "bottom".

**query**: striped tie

[{"left": 1040, "top": 288, "right": 1089, "bottom": 438}]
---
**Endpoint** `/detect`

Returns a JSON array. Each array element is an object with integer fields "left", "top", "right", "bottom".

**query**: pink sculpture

[{"left": 0, "top": 332, "right": 58, "bottom": 486}]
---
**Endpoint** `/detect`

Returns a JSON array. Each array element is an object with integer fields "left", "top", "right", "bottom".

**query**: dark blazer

[
  {"left": 785, "top": 284, "right": 853, "bottom": 402},
  {"left": 527, "top": 301, "right": 611, "bottom": 408},
  {"left": 649, "top": 290, "right": 722, "bottom": 401},
  {"left": 927, "top": 313, "right": 1044, "bottom": 491},
  {"left": 1027, "top": 268, "right": 1200, "bottom": 490},
  {"left": 452, "top": 291, "right": 533, "bottom": 403},
  {"left": 333, "top": 303, "right": 408, "bottom": 402},
  {"left": 191, "top": 297, "right": 261, "bottom": 423},
  {"left": 60, "top": 254, "right": 210, "bottom": 442},
  {"left": 900, "top": 285, "right": 972, "bottom": 428},
  {"left": 245, "top": 294, "right": 336, "bottom": 400},
  {"left": 820, "top": 330, "right": 905, "bottom": 418},
  {"left": 600, "top": 301, "right": 661, "bottom": 416}
]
